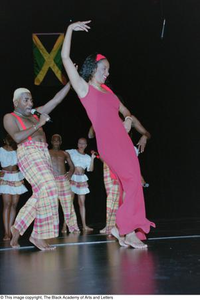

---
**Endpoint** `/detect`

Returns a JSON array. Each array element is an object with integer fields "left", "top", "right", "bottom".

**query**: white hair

[{"left": 13, "top": 88, "right": 31, "bottom": 102}]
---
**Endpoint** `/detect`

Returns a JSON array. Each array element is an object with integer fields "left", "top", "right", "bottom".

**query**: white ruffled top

[
  {"left": 66, "top": 149, "right": 91, "bottom": 171},
  {"left": 0, "top": 147, "right": 18, "bottom": 167}
]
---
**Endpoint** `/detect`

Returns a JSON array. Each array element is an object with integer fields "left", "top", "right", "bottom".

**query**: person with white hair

[{"left": 3, "top": 82, "right": 71, "bottom": 250}]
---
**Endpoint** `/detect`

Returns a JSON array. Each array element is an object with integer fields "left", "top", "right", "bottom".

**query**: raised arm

[
  {"left": 88, "top": 126, "right": 95, "bottom": 139},
  {"left": 88, "top": 153, "right": 96, "bottom": 172},
  {"left": 37, "top": 82, "right": 71, "bottom": 115},
  {"left": 61, "top": 21, "right": 91, "bottom": 98}
]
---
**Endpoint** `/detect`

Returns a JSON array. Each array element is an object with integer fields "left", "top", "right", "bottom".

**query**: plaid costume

[
  {"left": 70, "top": 174, "right": 90, "bottom": 195},
  {"left": 14, "top": 141, "right": 59, "bottom": 239},
  {"left": 54, "top": 174, "right": 79, "bottom": 232},
  {"left": 103, "top": 163, "right": 120, "bottom": 234},
  {"left": 0, "top": 170, "right": 27, "bottom": 195},
  {"left": 66, "top": 149, "right": 91, "bottom": 195}
]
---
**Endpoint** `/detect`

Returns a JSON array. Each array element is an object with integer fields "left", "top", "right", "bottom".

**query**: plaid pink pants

[
  {"left": 55, "top": 174, "right": 79, "bottom": 232},
  {"left": 103, "top": 163, "right": 120, "bottom": 234},
  {"left": 14, "top": 141, "right": 59, "bottom": 239}
]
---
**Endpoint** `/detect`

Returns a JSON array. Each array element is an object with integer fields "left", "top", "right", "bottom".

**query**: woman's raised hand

[{"left": 69, "top": 21, "right": 91, "bottom": 32}]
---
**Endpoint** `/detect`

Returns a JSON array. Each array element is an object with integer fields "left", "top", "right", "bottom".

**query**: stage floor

[{"left": 0, "top": 219, "right": 200, "bottom": 295}]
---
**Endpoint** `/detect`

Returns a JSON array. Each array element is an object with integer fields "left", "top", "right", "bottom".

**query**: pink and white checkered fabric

[
  {"left": 103, "top": 163, "right": 120, "bottom": 234},
  {"left": 54, "top": 174, "right": 79, "bottom": 233},
  {"left": 14, "top": 141, "right": 59, "bottom": 239}
]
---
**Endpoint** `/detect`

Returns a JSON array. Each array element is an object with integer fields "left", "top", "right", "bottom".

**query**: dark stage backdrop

[{"left": 0, "top": 0, "right": 199, "bottom": 233}]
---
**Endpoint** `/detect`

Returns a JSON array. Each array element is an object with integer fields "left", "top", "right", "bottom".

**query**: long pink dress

[{"left": 80, "top": 85, "right": 155, "bottom": 239}]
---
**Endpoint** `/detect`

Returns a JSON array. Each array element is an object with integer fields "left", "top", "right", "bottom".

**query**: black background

[{"left": 0, "top": 0, "right": 199, "bottom": 233}]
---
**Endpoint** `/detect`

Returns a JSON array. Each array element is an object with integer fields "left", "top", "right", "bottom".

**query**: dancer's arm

[
  {"left": 3, "top": 113, "right": 49, "bottom": 144},
  {"left": 64, "top": 151, "right": 75, "bottom": 180},
  {"left": 131, "top": 115, "right": 151, "bottom": 138},
  {"left": 88, "top": 126, "right": 95, "bottom": 139},
  {"left": 131, "top": 114, "right": 151, "bottom": 153},
  {"left": 61, "top": 21, "right": 91, "bottom": 98},
  {"left": 37, "top": 82, "right": 71, "bottom": 115},
  {"left": 88, "top": 153, "right": 96, "bottom": 172},
  {"left": 119, "top": 101, "right": 132, "bottom": 133}
]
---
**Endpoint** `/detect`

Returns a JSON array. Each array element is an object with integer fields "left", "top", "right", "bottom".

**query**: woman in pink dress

[{"left": 61, "top": 21, "right": 155, "bottom": 248}]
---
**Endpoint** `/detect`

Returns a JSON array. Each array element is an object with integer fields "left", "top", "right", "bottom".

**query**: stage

[{"left": 0, "top": 219, "right": 200, "bottom": 295}]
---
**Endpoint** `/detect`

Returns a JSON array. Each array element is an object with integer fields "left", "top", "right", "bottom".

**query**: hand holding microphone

[
  {"left": 31, "top": 109, "right": 52, "bottom": 124},
  {"left": 91, "top": 150, "right": 100, "bottom": 159}
]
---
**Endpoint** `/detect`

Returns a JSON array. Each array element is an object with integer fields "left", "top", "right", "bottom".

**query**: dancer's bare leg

[
  {"left": 9, "top": 195, "right": 20, "bottom": 233},
  {"left": 125, "top": 231, "right": 148, "bottom": 249},
  {"left": 3, "top": 194, "right": 12, "bottom": 240},
  {"left": 78, "top": 195, "right": 93, "bottom": 231},
  {"left": 10, "top": 226, "right": 20, "bottom": 248},
  {"left": 10, "top": 226, "right": 56, "bottom": 250},
  {"left": 61, "top": 222, "right": 67, "bottom": 233}
]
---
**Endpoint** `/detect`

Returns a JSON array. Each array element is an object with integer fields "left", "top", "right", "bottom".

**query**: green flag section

[{"left": 33, "top": 33, "right": 67, "bottom": 86}]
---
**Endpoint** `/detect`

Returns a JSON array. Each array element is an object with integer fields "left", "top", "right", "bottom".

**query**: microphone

[
  {"left": 31, "top": 109, "right": 52, "bottom": 122},
  {"left": 91, "top": 150, "right": 100, "bottom": 159}
]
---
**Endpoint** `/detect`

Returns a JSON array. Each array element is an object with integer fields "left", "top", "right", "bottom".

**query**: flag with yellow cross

[{"left": 33, "top": 33, "right": 67, "bottom": 86}]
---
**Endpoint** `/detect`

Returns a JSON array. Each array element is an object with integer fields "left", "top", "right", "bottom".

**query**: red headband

[{"left": 96, "top": 54, "right": 106, "bottom": 62}]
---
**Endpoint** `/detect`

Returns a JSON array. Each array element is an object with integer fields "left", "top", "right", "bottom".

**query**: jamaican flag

[{"left": 33, "top": 33, "right": 67, "bottom": 86}]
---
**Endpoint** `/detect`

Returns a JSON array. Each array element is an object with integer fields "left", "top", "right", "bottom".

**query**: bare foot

[
  {"left": 83, "top": 226, "right": 93, "bottom": 232},
  {"left": 29, "top": 236, "right": 56, "bottom": 251},
  {"left": 68, "top": 225, "right": 80, "bottom": 233},
  {"left": 70, "top": 229, "right": 80, "bottom": 233},
  {"left": 10, "top": 226, "right": 20, "bottom": 248},
  {"left": 110, "top": 226, "right": 129, "bottom": 247},
  {"left": 3, "top": 234, "right": 10, "bottom": 241},
  {"left": 125, "top": 231, "right": 148, "bottom": 249},
  {"left": 61, "top": 225, "right": 67, "bottom": 233},
  {"left": 100, "top": 227, "right": 106, "bottom": 234},
  {"left": 45, "top": 244, "right": 56, "bottom": 250}
]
